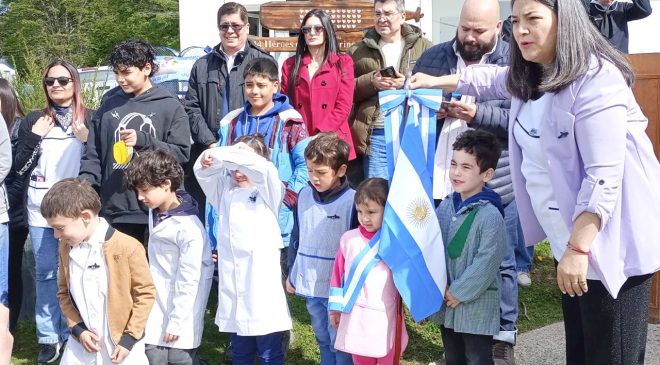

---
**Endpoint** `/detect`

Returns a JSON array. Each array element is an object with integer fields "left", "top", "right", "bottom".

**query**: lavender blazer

[{"left": 456, "top": 58, "right": 660, "bottom": 298}]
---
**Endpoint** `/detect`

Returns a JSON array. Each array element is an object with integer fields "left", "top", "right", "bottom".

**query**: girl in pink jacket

[{"left": 329, "top": 178, "right": 408, "bottom": 365}]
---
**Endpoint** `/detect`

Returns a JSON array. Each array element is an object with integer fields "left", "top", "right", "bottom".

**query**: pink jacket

[
  {"left": 330, "top": 228, "right": 408, "bottom": 358},
  {"left": 281, "top": 52, "right": 356, "bottom": 159}
]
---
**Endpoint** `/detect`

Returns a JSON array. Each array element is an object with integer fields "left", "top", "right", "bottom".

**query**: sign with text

[{"left": 259, "top": 0, "right": 423, "bottom": 52}]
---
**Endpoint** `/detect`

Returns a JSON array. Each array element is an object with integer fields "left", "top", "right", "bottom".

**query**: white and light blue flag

[{"left": 378, "top": 89, "right": 447, "bottom": 322}]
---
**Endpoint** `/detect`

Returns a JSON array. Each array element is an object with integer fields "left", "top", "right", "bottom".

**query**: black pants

[
  {"left": 8, "top": 224, "right": 28, "bottom": 332},
  {"left": 440, "top": 326, "right": 493, "bottom": 365},
  {"left": 183, "top": 143, "right": 207, "bottom": 223},
  {"left": 561, "top": 273, "right": 653, "bottom": 365}
]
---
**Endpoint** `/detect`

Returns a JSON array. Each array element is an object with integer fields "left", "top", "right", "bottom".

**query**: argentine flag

[{"left": 378, "top": 89, "right": 447, "bottom": 321}]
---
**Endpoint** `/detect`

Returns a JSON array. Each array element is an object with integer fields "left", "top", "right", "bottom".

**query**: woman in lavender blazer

[{"left": 410, "top": 0, "right": 660, "bottom": 364}]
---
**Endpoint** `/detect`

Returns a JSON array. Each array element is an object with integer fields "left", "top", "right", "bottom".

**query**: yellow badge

[{"left": 113, "top": 140, "right": 133, "bottom": 165}]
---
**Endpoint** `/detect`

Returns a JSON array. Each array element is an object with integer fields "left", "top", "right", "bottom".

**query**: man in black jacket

[
  {"left": 413, "top": 1, "right": 523, "bottom": 364},
  {"left": 183, "top": 2, "right": 273, "bottom": 219},
  {"left": 582, "top": 0, "right": 652, "bottom": 53}
]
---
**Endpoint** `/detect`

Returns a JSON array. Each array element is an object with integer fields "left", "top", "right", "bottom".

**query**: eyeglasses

[
  {"left": 301, "top": 25, "right": 325, "bottom": 35},
  {"left": 43, "top": 76, "right": 73, "bottom": 87},
  {"left": 219, "top": 23, "right": 246, "bottom": 32},
  {"left": 374, "top": 11, "right": 400, "bottom": 20}
]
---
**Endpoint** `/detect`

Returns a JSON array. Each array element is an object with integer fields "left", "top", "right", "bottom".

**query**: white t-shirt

[
  {"left": 513, "top": 93, "right": 598, "bottom": 280},
  {"left": 379, "top": 39, "right": 404, "bottom": 69}
]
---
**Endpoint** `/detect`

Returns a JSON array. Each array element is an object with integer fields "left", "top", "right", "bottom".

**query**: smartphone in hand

[{"left": 379, "top": 66, "right": 396, "bottom": 78}]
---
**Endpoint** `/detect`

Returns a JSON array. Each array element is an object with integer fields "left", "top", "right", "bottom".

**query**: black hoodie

[{"left": 80, "top": 85, "right": 191, "bottom": 224}]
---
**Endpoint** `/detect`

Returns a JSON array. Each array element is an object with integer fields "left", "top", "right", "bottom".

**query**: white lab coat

[
  {"left": 61, "top": 218, "right": 148, "bottom": 365},
  {"left": 194, "top": 146, "right": 292, "bottom": 336},
  {"left": 144, "top": 207, "right": 214, "bottom": 349}
]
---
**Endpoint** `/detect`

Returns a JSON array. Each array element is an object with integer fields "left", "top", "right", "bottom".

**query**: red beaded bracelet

[{"left": 567, "top": 242, "right": 590, "bottom": 255}]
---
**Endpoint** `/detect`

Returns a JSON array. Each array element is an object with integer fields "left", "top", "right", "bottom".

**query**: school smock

[
  {"left": 61, "top": 218, "right": 148, "bottom": 365},
  {"left": 330, "top": 227, "right": 408, "bottom": 358},
  {"left": 194, "top": 145, "right": 292, "bottom": 336},
  {"left": 144, "top": 190, "right": 214, "bottom": 349}
]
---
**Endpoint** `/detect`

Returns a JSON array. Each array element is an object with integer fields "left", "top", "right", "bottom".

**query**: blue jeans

[
  {"left": 230, "top": 331, "right": 284, "bottom": 365},
  {"left": 363, "top": 128, "right": 388, "bottom": 180},
  {"left": 29, "top": 226, "right": 69, "bottom": 344},
  {"left": 0, "top": 223, "right": 8, "bottom": 307},
  {"left": 514, "top": 223, "right": 535, "bottom": 273},
  {"left": 306, "top": 297, "right": 353, "bottom": 365},
  {"left": 494, "top": 201, "right": 521, "bottom": 345}
]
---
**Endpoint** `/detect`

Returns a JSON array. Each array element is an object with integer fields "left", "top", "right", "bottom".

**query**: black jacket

[
  {"left": 583, "top": 0, "right": 652, "bottom": 53},
  {"left": 413, "top": 37, "right": 515, "bottom": 204},
  {"left": 184, "top": 39, "right": 273, "bottom": 147}
]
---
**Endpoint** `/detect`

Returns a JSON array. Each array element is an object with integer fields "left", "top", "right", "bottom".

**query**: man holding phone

[
  {"left": 347, "top": 0, "right": 431, "bottom": 181},
  {"left": 413, "top": 1, "right": 524, "bottom": 365}
]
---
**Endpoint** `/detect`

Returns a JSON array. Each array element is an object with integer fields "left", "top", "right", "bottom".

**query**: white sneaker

[{"left": 517, "top": 272, "right": 532, "bottom": 287}]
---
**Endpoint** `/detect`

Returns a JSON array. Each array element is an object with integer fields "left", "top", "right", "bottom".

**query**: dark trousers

[
  {"left": 561, "top": 273, "right": 653, "bottom": 365},
  {"left": 440, "top": 326, "right": 493, "bottom": 365},
  {"left": 8, "top": 224, "right": 28, "bottom": 332},
  {"left": 183, "top": 143, "right": 207, "bottom": 223},
  {"left": 230, "top": 331, "right": 285, "bottom": 365}
]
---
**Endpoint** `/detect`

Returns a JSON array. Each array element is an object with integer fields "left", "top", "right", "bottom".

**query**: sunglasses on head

[
  {"left": 44, "top": 76, "right": 73, "bottom": 87},
  {"left": 301, "top": 25, "right": 325, "bottom": 35},
  {"left": 219, "top": 23, "right": 245, "bottom": 32}
]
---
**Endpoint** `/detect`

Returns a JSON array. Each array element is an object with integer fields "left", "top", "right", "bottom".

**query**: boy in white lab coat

[
  {"left": 42, "top": 178, "right": 155, "bottom": 365},
  {"left": 194, "top": 135, "right": 292, "bottom": 364},
  {"left": 123, "top": 149, "right": 213, "bottom": 365}
]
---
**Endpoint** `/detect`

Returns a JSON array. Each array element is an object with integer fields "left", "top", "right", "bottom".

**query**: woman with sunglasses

[
  {"left": 13, "top": 60, "right": 94, "bottom": 364},
  {"left": 281, "top": 9, "right": 356, "bottom": 160}
]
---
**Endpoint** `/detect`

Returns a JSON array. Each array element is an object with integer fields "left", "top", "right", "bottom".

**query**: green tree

[{"left": 0, "top": 0, "right": 178, "bottom": 72}]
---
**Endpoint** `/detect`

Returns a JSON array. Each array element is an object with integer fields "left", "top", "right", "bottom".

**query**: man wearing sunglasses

[{"left": 184, "top": 1, "right": 273, "bottom": 222}]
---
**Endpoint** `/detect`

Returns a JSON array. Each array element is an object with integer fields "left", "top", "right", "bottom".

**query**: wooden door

[{"left": 628, "top": 53, "right": 660, "bottom": 324}]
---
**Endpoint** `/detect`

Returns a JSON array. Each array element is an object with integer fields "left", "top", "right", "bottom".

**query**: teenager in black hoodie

[{"left": 80, "top": 40, "right": 191, "bottom": 243}]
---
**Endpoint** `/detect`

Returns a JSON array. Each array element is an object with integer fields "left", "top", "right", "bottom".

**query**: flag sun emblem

[{"left": 407, "top": 198, "right": 431, "bottom": 228}]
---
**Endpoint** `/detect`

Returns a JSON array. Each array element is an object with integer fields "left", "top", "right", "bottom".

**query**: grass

[{"left": 11, "top": 242, "right": 562, "bottom": 364}]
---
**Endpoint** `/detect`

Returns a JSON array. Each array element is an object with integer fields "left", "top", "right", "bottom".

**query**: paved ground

[
  {"left": 429, "top": 322, "right": 660, "bottom": 364},
  {"left": 515, "top": 322, "right": 660, "bottom": 364}
]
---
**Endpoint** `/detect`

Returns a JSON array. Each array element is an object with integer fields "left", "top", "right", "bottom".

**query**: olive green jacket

[{"left": 347, "top": 23, "right": 432, "bottom": 155}]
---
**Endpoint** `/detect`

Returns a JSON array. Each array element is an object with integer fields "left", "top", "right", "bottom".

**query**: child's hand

[
  {"left": 79, "top": 330, "right": 101, "bottom": 353},
  {"left": 329, "top": 312, "right": 340, "bottom": 328},
  {"left": 119, "top": 129, "right": 138, "bottom": 147},
  {"left": 200, "top": 151, "right": 213, "bottom": 169},
  {"left": 444, "top": 290, "right": 461, "bottom": 308},
  {"left": 163, "top": 333, "right": 179, "bottom": 343},
  {"left": 110, "top": 345, "right": 130, "bottom": 363},
  {"left": 211, "top": 249, "right": 218, "bottom": 263},
  {"left": 285, "top": 277, "right": 295, "bottom": 294}
]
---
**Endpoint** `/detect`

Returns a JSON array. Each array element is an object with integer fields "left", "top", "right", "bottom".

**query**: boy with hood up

[
  {"left": 79, "top": 40, "right": 191, "bottom": 243},
  {"left": 124, "top": 149, "right": 213, "bottom": 365},
  {"left": 206, "top": 57, "right": 309, "bottom": 270}
]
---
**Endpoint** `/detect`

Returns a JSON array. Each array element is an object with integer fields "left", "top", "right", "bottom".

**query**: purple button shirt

[{"left": 456, "top": 58, "right": 660, "bottom": 298}]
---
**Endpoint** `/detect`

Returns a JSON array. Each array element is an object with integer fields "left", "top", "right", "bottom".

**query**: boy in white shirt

[
  {"left": 123, "top": 150, "right": 214, "bottom": 365},
  {"left": 42, "top": 178, "right": 155, "bottom": 364}
]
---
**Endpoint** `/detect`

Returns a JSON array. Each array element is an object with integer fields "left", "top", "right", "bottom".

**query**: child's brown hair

[
  {"left": 235, "top": 134, "right": 271, "bottom": 160},
  {"left": 40, "top": 178, "right": 101, "bottom": 218},
  {"left": 355, "top": 178, "right": 389, "bottom": 207},
  {"left": 304, "top": 132, "right": 350, "bottom": 171}
]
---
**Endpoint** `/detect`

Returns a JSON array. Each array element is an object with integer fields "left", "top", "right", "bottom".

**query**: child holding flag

[{"left": 329, "top": 178, "right": 408, "bottom": 365}]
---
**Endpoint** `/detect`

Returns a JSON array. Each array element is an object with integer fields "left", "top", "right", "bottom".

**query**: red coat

[{"left": 281, "top": 52, "right": 356, "bottom": 160}]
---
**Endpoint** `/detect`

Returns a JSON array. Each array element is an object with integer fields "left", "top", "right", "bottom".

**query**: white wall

[{"left": 629, "top": 0, "right": 660, "bottom": 53}]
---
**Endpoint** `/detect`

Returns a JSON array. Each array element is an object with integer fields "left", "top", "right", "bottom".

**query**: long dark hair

[
  {"left": 42, "top": 60, "right": 86, "bottom": 123},
  {"left": 287, "top": 9, "right": 341, "bottom": 104},
  {"left": 507, "top": 0, "right": 634, "bottom": 101},
  {"left": 0, "top": 78, "right": 24, "bottom": 131}
]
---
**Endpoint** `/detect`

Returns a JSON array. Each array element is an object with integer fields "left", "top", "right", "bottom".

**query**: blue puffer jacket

[{"left": 413, "top": 37, "right": 514, "bottom": 205}]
